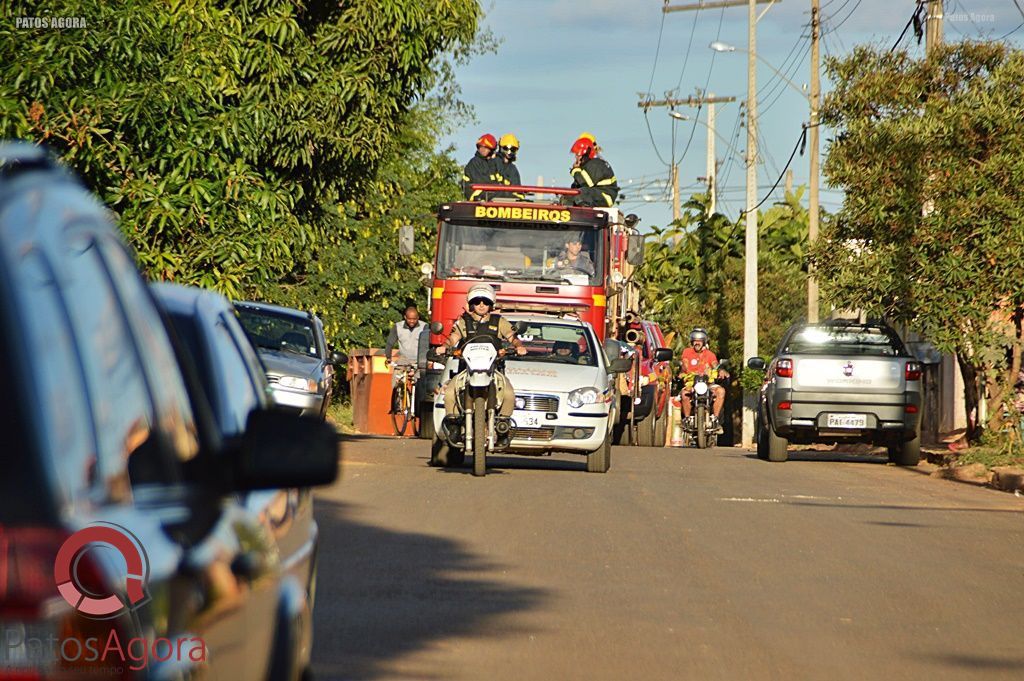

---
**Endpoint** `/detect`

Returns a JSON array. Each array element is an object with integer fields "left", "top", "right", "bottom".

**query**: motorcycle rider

[
  {"left": 438, "top": 283, "right": 527, "bottom": 443},
  {"left": 678, "top": 328, "right": 728, "bottom": 428}
]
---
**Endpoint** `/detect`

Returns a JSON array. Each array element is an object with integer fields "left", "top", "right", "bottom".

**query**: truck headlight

[
  {"left": 278, "top": 376, "right": 318, "bottom": 393},
  {"left": 568, "top": 387, "right": 600, "bottom": 408}
]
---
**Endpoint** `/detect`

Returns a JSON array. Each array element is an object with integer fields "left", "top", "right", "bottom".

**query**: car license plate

[
  {"left": 512, "top": 411, "right": 542, "bottom": 428},
  {"left": 826, "top": 413, "right": 867, "bottom": 428}
]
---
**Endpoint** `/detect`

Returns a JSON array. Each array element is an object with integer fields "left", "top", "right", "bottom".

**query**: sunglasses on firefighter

[
  {"left": 469, "top": 297, "right": 493, "bottom": 307},
  {"left": 500, "top": 145, "right": 518, "bottom": 153}
]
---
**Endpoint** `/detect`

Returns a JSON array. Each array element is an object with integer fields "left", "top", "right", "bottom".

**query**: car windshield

[
  {"left": 784, "top": 325, "right": 905, "bottom": 357},
  {"left": 236, "top": 307, "right": 319, "bottom": 359},
  {"left": 437, "top": 221, "right": 604, "bottom": 285},
  {"left": 506, "top": 321, "right": 598, "bottom": 367}
]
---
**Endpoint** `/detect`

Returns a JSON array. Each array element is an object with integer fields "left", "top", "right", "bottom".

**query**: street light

[
  {"left": 709, "top": 42, "right": 809, "bottom": 101},
  {"left": 667, "top": 111, "right": 744, "bottom": 158}
]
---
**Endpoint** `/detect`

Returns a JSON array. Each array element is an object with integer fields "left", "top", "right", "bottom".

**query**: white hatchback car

[{"left": 432, "top": 314, "right": 630, "bottom": 472}]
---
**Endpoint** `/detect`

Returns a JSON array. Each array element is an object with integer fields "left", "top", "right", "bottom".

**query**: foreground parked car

[
  {"left": 235, "top": 300, "right": 343, "bottom": 419},
  {"left": 0, "top": 143, "right": 337, "bottom": 680},
  {"left": 153, "top": 282, "right": 325, "bottom": 677},
  {"left": 431, "top": 314, "right": 631, "bottom": 473},
  {"left": 748, "top": 319, "right": 922, "bottom": 465}
]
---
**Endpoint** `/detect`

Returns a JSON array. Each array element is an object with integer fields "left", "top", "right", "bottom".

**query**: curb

[{"left": 991, "top": 466, "right": 1024, "bottom": 494}]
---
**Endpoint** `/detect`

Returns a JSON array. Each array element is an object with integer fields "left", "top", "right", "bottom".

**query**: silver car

[
  {"left": 747, "top": 320, "right": 922, "bottom": 465},
  {"left": 235, "top": 301, "right": 344, "bottom": 419}
]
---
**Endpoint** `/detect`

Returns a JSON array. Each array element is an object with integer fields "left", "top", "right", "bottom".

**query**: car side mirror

[
  {"left": 232, "top": 410, "right": 338, "bottom": 491},
  {"left": 654, "top": 348, "right": 673, "bottom": 362},
  {"left": 430, "top": 321, "right": 444, "bottom": 335},
  {"left": 746, "top": 357, "right": 766, "bottom": 370},
  {"left": 398, "top": 224, "right": 415, "bottom": 256},
  {"left": 608, "top": 357, "right": 633, "bottom": 374},
  {"left": 330, "top": 351, "right": 347, "bottom": 365},
  {"left": 626, "top": 234, "right": 646, "bottom": 266}
]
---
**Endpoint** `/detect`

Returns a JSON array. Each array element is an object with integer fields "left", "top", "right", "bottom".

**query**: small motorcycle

[
  {"left": 433, "top": 334, "right": 512, "bottom": 477},
  {"left": 679, "top": 360, "right": 728, "bottom": 449}
]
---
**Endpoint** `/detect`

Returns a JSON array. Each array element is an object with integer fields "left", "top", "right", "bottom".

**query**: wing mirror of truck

[
  {"left": 746, "top": 357, "right": 766, "bottom": 370},
  {"left": 429, "top": 321, "right": 444, "bottom": 335},
  {"left": 231, "top": 409, "right": 338, "bottom": 491},
  {"left": 626, "top": 234, "right": 646, "bottom": 266},
  {"left": 398, "top": 224, "right": 415, "bottom": 256},
  {"left": 654, "top": 348, "right": 673, "bottom": 362},
  {"left": 624, "top": 213, "right": 641, "bottom": 229},
  {"left": 608, "top": 357, "right": 633, "bottom": 374}
]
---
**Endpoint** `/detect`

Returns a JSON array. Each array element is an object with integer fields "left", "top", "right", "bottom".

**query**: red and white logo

[{"left": 54, "top": 523, "right": 149, "bottom": 618}]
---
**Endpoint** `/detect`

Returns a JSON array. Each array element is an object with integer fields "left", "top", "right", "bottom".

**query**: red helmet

[
  {"left": 571, "top": 136, "right": 595, "bottom": 158},
  {"left": 476, "top": 134, "right": 498, "bottom": 150}
]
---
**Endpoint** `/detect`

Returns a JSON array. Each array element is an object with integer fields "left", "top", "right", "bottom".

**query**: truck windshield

[
  {"left": 784, "top": 325, "right": 906, "bottom": 357},
  {"left": 438, "top": 221, "right": 604, "bottom": 285}
]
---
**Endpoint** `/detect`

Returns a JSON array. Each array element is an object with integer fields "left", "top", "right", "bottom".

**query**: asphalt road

[{"left": 311, "top": 438, "right": 1024, "bottom": 681}]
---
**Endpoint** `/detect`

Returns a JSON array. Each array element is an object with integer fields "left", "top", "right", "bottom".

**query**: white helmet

[
  {"left": 466, "top": 283, "right": 496, "bottom": 306},
  {"left": 689, "top": 327, "right": 709, "bottom": 344}
]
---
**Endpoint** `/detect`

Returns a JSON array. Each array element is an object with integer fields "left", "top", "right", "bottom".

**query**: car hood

[
  {"left": 504, "top": 361, "right": 605, "bottom": 393},
  {"left": 258, "top": 349, "right": 322, "bottom": 379}
]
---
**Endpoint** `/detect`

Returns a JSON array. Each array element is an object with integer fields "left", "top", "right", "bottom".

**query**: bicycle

[{"left": 391, "top": 363, "right": 419, "bottom": 437}]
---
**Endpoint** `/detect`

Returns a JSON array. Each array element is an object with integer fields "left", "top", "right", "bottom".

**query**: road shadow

[
  {"left": 739, "top": 450, "right": 890, "bottom": 465},
  {"left": 311, "top": 498, "right": 548, "bottom": 680},
  {"left": 920, "top": 653, "right": 1024, "bottom": 672},
  {"left": 429, "top": 454, "right": 589, "bottom": 475}
]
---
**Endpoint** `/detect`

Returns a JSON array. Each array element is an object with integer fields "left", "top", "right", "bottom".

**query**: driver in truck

[
  {"left": 554, "top": 232, "right": 595, "bottom": 276},
  {"left": 437, "top": 284, "right": 528, "bottom": 443}
]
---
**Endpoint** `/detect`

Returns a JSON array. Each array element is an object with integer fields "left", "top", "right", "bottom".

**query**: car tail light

[
  {"left": 775, "top": 359, "right": 793, "bottom": 378},
  {"left": 905, "top": 361, "right": 922, "bottom": 381},
  {"left": 905, "top": 404, "right": 919, "bottom": 414},
  {"left": 1, "top": 527, "right": 134, "bottom": 680},
  {"left": 778, "top": 401, "right": 792, "bottom": 411}
]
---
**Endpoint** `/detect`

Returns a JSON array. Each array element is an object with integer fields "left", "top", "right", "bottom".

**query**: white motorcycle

[{"left": 432, "top": 334, "right": 513, "bottom": 477}]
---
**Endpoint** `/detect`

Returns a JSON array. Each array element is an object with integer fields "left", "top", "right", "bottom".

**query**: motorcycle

[
  {"left": 678, "top": 359, "right": 729, "bottom": 449},
  {"left": 433, "top": 334, "right": 513, "bottom": 477}
]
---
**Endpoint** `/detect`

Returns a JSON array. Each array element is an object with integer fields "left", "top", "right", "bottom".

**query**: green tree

[
  {"left": 815, "top": 41, "right": 1024, "bottom": 440},
  {"left": 0, "top": 0, "right": 484, "bottom": 349},
  {"left": 638, "top": 192, "right": 810, "bottom": 438}
]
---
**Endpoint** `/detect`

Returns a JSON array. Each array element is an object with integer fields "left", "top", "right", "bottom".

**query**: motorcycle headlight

[
  {"left": 568, "top": 387, "right": 600, "bottom": 408},
  {"left": 694, "top": 381, "right": 709, "bottom": 396},
  {"left": 278, "top": 376, "right": 318, "bottom": 393}
]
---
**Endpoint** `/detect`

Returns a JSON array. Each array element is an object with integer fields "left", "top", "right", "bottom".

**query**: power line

[
  {"left": 674, "top": 10, "right": 700, "bottom": 93},
  {"left": 738, "top": 126, "right": 808, "bottom": 217},
  {"left": 891, "top": 3, "right": 925, "bottom": 52}
]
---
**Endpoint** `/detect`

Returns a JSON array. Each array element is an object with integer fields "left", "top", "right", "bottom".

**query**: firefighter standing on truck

[
  {"left": 569, "top": 134, "right": 619, "bottom": 207},
  {"left": 462, "top": 133, "right": 499, "bottom": 200},
  {"left": 495, "top": 133, "right": 524, "bottom": 198}
]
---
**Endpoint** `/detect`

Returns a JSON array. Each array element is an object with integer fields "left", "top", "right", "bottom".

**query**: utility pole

[
  {"left": 706, "top": 95, "right": 717, "bottom": 216},
  {"left": 636, "top": 94, "right": 736, "bottom": 224},
  {"left": 742, "top": 0, "right": 759, "bottom": 449},
  {"left": 807, "top": 0, "right": 821, "bottom": 323},
  {"left": 671, "top": 163, "right": 681, "bottom": 222},
  {"left": 926, "top": 0, "right": 943, "bottom": 54},
  {"left": 660, "top": 0, "right": 769, "bottom": 448}
]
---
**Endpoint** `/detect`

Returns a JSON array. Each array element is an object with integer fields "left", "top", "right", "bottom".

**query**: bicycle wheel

[
  {"left": 392, "top": 381, "right": 410, "bottom": 436},
  {"left": 405, "top": 378, "right": 419, "bottom": 437}
]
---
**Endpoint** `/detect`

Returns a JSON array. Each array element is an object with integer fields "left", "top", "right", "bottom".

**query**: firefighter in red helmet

[
  {"left": 462, "top": 133, "right": 499, "bottom": 201},
  {"left": 569, "top": 134, "right": 619, "bottom": 207}
]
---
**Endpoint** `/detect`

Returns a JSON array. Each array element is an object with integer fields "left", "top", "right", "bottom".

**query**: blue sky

[{"left": 441, "top": 0, "right": 1022, "bottom": 231}]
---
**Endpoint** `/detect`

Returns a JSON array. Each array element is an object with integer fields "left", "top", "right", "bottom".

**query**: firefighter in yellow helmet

[
  {"left": 495, "top": 133, "right": 525, "bottom": 199},
  {"left": 569, "top": 134, "right": 619, "bottom": 207},
  {"left": 462, "top": 133, "right": 499, "bottom": 200}
]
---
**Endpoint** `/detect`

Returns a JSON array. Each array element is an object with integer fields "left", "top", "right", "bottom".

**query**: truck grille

[
  {"left": 513, "top": 427, "right": 556, "bottom": 441},
  {"left": 519, "top": 394, "right": 558, "bottom": 412}
]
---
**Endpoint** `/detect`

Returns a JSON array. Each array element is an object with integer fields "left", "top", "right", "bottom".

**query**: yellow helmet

[
  {"left": 498, "top": 133, "right": 520, "bottom": 149},
  {"left": 578, "top": 131, "right": 596, "bottom": 143}
]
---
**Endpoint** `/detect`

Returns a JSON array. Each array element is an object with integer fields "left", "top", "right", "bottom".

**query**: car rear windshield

[{"left": 783, "top": 326, "right": 906, "bottom": 357}]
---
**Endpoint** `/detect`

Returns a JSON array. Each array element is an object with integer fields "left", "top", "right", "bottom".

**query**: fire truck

[{"left": 410, "top": 186, "right": 647, "bottom": 435}]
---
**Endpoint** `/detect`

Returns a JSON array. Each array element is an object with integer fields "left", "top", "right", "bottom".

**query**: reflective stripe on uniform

[
  {"left": 462, "top": 174, "right": 470, "bottom": 181},
  {"left": 576, "top": 169, "right": 595, "bottom": 187},
  {"left": 602, "top": 192, "right": 613, "bottom": 206},
  {"left": 596, "top": 176, "right": 617, "bottom": 186}
]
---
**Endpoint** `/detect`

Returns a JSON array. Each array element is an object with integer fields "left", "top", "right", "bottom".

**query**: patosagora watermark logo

[
  {"left": 54, "top": 523, "right": 149, "bottom": 618},
  {"left": 15, "top": 16, "right": 87, "bottom": 29}
]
